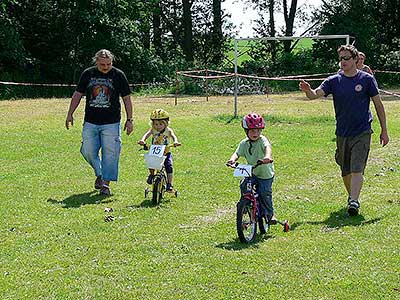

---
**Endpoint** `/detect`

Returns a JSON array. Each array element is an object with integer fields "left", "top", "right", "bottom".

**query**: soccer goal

[{"left": 232, "top": 34, "right": 351, "bottom": 117}]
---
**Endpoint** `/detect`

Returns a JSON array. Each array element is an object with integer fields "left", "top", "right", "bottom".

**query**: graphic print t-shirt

[{"left": 76, "top": 66, "right": 131, "bottom": 125}]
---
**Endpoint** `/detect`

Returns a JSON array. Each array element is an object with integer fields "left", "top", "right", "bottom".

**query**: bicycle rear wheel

[
  {"left": 152, "top": 176, "right": 166, "bottom": 205},
  {"left": 236, "top": 199, "right": 257, "bottom": 243}
]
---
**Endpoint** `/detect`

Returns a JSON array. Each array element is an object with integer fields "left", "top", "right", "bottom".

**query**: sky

[{"left": 222, "top": 0, "right": 323, "bottom": 38}]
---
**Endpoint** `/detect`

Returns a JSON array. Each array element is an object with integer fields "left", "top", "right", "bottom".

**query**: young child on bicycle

[
  {"left": 227, "top": 112, "right": 276, "bottom": 223},
  {"left": 138, "top": 109, "right": 181, "bottom": 191}
]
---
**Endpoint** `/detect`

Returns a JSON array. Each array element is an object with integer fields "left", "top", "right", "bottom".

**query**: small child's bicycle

[
  {"left": 140, "top": 144, "right": 178, "bottom": 205},
  {"left": 227, "top": 161, "right": 289, "bottom": 243}
]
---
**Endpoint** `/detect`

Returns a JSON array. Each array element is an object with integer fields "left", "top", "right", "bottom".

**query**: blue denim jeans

[
  {"left": 80, "top": 122, "right": 121, "bottom": 181},
  {"left": 240, "top": 176, "right": 274, "bottom": 217}
]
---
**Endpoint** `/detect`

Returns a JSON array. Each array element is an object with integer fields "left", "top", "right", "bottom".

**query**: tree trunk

[
  {"left": 211, "top": 0, "right": 223, "bottom": 65},
  {"left": 142, "top": 22, "right": 151, "bottom": 50},
  {"left": 182, "top": 0, "right": 194, "bottom": 62},
  {"left": 268, "top": 0, "right": 277, "bottom": 59},
  {"left": 152, "top": 1, "right": 162, "bottom": 57},
  {"left": 282, "top": 0, "right": 297, "bottom": 52}
]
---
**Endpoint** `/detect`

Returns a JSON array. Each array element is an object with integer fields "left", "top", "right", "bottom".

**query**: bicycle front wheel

[
  {"left": 236, "top": 199, "right": 257, "bottom": 243},
  {"left": 152, "top": 176, "right": 166, "bottom": 205}
]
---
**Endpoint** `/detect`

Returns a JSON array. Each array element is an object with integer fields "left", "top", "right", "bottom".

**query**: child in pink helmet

[{"left": 227, "top": 112, "right": 276, "bottom": 223}]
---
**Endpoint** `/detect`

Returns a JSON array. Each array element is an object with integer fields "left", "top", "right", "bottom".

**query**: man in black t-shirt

[{"left": 66, "top": 49, "right": 133, "bottom": 196}]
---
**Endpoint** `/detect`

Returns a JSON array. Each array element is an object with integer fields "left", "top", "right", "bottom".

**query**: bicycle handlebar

[
  {"left": 226, "top": 159, "right": 272, "bottom": 169},
  {"left": 138, "top": 142, "right": 181, "bottom": 151},
  {"left": 226, "top": 161, "right": 239, "bottom": 168},
  {"left": 139, "top": 144, "right": 150, "bottom": 151}
]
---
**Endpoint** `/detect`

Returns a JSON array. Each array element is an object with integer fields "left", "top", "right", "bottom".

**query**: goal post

[{"left": 233, "top": 34, "right": 351, "bottom": 117}]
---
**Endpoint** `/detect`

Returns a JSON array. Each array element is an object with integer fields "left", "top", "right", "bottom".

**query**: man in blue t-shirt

[
  {"left": 66, "top": 49, "right": 133, "bottom": 196},
  {"left": 299, "top": 44, "right": 389, "bottom": 216}
]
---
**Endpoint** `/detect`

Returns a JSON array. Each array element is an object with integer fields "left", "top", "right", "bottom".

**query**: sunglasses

[{"left": 339, "top": 55, "right": 353, "bottom": 61}]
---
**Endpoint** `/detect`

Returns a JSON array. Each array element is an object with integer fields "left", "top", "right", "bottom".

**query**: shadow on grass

[
  {"left": 290, "top": 207, "right": 383, "bottom": 231},
  {"left": 126, "top": 197, "right": 172, "bottom": 209},
  {"left": 47, "top": 190, "right": 113, "bottom": 208},
  {"left": 216, "top": 234, "right": 274, "bottom": 251},
  {"left": 127, "top": 199, "right": 154, "bottom": 209},
  {"left": 212, "top": 114, "right": 239, "bottom": 124}
]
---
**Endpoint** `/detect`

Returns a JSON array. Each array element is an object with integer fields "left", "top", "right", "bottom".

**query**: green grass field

[
  {"left": 226, "top": 38, "right": 314, "bottom": 66},
  {"left": 1, "top": 94, "right": 399, "bottom": 299}
]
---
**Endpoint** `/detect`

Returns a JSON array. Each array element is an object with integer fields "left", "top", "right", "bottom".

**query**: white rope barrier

[
  {"left": 177, "top": 70, "right": 330, "bottom": 81},
  {"left": 1, "top": 69, "right": 398, "bottom": 89},
  {"left": 0, "top": 81, "right": 75, "bottom": 87},
  {"left": 375, "top": 70, "right": 400, "bottom": 74},
  {"left": 0, "top": 81, "right": 169, "bottom": 88},
  {"left": 379, "top": 89, "right": 400, "bottom": 98},
  {"left": 177, "top": 69, "right": 400, "bottom": 83},
  {"left": 177, "top": 73, "right": 235, "bottom": 79}
]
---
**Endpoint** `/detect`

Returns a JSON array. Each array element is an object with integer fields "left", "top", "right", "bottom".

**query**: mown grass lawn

[
  {"left": 226, "top": 38, "right": 315, "bottom": 66},
  {"left": 0, "top": 93, "right": 399, "bottom": 299}
]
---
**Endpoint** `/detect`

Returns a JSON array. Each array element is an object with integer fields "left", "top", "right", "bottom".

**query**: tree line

[{"left": 0, "top": 0, "right": 399, "bottom": 89}]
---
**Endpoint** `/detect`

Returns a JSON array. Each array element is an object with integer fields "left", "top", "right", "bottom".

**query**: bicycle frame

[
  {"left": 152, "top": 165, "right": 167, "bottom": 186},
  {"left": 234, "top": 161, "right": 261, "bottom": 208},
  {"left": 241, "top": 176, "right": 260, "bottom": 219},
  {"left": 228, "top": 162, "right": 264, "bottom": 243},
  {"left": 228, "top": 160, "right": 289, "bottom": 243},
  {"left": 140, "top": 143, "right": 178, "bottom": 204}
]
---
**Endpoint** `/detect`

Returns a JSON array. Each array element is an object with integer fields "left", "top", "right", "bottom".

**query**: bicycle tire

[
  {"left": 152, "top": 175, "right": 166, "bottom": 205},
  {"left": 152, "top": 178, "right": 162, "bottom": 205},
  {"left": 160, "top": 174, "right": 166, "bottom": 200},
  {"left": 236, "top": 199, "right": 257, "bottom": 243}
]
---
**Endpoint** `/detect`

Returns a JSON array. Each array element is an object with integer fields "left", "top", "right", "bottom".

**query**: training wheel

[
  {"left": 174, "top": 190, "right": 179, "bottom": 197},
  {"left": 283, "top": 220, "right": 290, "bottom": 232},
  {"left": 144, "top": 187, "right": 149, "bottom": 198}
]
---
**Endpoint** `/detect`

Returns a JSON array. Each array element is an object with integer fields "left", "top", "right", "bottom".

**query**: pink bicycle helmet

[{"left": 242, "top": 113, "right": 265, "bottom": 129}]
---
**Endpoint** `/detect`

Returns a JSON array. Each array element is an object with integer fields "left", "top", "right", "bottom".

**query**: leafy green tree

[
  {"left": 1, "top": 0, "right": 231, "bottom": 90},
  {"left": 0, "top": 2, "right": 27, "bottom": 79},
  {"left": 311, "top": 0, "right": 400, "bottom": 70}
]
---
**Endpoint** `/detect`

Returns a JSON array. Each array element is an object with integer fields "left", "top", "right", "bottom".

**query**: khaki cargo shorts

[{"left": 335, "top": 130, "right": 372, "bottom": 177}]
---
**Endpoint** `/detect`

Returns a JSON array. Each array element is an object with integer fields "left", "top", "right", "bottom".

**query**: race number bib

[
  {"left": 148, "top": 145, "right": 166, "bottom": 157},
  {"left": 233, "top": 164, "right": 252, "bottom": 177}
]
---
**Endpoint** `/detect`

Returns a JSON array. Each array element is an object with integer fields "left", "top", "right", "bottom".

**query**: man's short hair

[{"left": 337, "top": 45, "right": 359, "bottom": 58}]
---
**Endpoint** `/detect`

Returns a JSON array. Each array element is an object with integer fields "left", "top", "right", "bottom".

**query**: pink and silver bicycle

[{"left": 227, "top": 161, "right": 289, "bottom": 243}]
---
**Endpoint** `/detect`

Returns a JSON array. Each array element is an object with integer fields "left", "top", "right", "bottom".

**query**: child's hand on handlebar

[
  {"left": 226, "top": 160, "right": 237, "bottom": 167},
  {"left": 258, "top": 158, "right": 273, "bottom": 164},
  {"left": 137, "top": 141, "right": 149, "bottom": 151}
]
